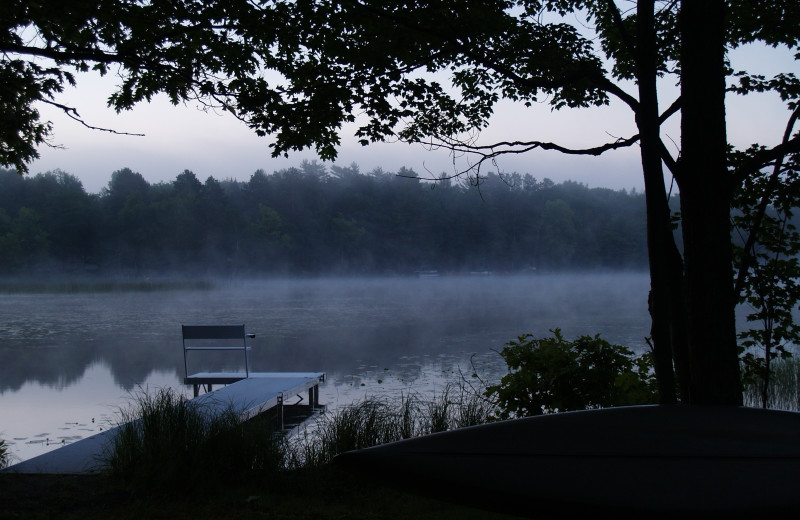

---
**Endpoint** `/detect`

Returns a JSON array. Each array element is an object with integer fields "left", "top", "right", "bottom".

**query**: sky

[{"left": 25, "top": 42, "right": 797, "bottom": 195}]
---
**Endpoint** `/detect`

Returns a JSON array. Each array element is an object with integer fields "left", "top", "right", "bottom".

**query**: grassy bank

[
  {"left": 101, "top": 384, "right": 495, "bottom": 487},
  {"left": 1, "top": 384, "right": 515, "bottom": 520},
  {"left": 5, "top": 357, "right": 800, "bottom": 519}
]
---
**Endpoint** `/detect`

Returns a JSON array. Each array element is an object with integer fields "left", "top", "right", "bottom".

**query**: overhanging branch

[
  {"left": 40, "top": 99, "right": 145, "bottom": 137},
  {"left": 405, "top": 130, "right": 642, "bottom": 182},
  {"left": 732, "top": 132, "right": 800, "bottom": 185},
  {"left": 3, "top": 43, "right": 122, "bottom": 65},
  {"left": 733, "top": 106, "right": 800, "bottom": 297}
]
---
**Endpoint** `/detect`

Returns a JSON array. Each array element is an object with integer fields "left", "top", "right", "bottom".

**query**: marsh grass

[
  {"left": 296, "top": 399, "right": 402, "bottom": 468},
  {"left": 102, "top": 387, "right": 288, "bottom": 491},
  {"left": 743, "top": 357, "right": 800, "bottom": 410},
  {"left": 294, "top": 382, "right": 497, "bottom": 468},
  {"left": 103, "top": 378, "right": 497, "bottom": 485},
  {"left": 103, "top": 385, "right": 496, "bottom": 490},
  {"left": 0, "top": 438, "right": 9, "bottom": 469}
]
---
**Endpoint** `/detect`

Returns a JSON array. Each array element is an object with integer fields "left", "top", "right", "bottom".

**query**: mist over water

[{"left": 0, "top": 272, "right": 651, "bottom": 462}]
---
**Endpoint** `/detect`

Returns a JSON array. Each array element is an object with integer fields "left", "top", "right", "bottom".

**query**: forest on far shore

[{"left": 0, "top": 162, "right": 651, "bottom": 277}]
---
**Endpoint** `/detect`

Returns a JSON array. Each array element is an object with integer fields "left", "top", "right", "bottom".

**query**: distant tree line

[{"left": 0, "top": 162, "right": 650, "bottom": 276}]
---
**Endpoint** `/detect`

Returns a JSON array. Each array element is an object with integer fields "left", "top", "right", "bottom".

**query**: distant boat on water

[
  {"left": 335, "top": 405, "right": 800, "bottom": 518},
  {"left": 415, "top": 270, "right": 440, "bottom": 278}
]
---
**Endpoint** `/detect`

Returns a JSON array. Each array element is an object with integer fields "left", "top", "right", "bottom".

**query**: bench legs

[{"left": 192, "top": 383, "right": 213, "bottom": 397}]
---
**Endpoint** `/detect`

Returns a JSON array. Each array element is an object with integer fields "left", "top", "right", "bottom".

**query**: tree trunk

[
  {"left": 636, "top": 0, "right": 677, "bottom": 404},
  {"left": 667, "top": 244, "right": 691, "bottom": 401},
  {"left": 679, "top": 0, "right": 742, "bottom": 405}
]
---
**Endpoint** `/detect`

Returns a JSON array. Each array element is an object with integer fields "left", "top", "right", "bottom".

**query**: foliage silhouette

[{"left": 486, "top": 329, "right": 657, "bottom": 419}]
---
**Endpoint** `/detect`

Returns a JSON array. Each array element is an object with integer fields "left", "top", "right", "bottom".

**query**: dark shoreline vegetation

[
  {"left": 0, "top": 165, "right": 651, "bottom": 277},
  {"left": 0, "top": 278, "right": 214, "bottom": 294},
  {"left": 0, "top": 384, "right": 521, "bottom": 520},
  {"left": 4, "top": 349, "right": 800, "bottom": 519}
]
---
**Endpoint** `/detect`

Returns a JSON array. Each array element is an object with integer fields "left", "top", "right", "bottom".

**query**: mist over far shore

[{"left": 0, "top": 164, "right": 651, "bottom": 278}]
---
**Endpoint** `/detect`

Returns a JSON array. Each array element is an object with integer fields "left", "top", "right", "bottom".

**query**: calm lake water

[{"left": 0, "top": 273, "right": 652, "bottom": 464}]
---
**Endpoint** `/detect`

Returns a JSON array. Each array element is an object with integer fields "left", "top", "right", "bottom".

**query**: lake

[{"left": 0, "top": 272, "right": 652, "bottom": 464}]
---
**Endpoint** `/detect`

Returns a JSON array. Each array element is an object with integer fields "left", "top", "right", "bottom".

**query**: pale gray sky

[{"left": 27, "top": 42, "right": 796, "bottom": 195}]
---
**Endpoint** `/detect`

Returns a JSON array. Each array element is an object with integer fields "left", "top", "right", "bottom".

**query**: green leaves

[
  {"left": 485, "top": 329, "right": 657, "bottom": 419},
  {"left": 3, "top": 0, "right": 799, "bottom": 185},
  {"left": 0, "top": 0, "right": 637, "bottom": 173},
  {"left": 731, "top": 139, "right": 800, "bottom": 407},
  {"left": 0, "top": 60, "right": 61, "bottom": 172},
  {"left": 730, "top": 71, "right": 800, "bottom": 109}
]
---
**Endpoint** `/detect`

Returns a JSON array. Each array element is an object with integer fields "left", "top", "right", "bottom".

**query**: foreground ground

[{"left": 0, "top": 467, "right": 524, "bottom": 520}]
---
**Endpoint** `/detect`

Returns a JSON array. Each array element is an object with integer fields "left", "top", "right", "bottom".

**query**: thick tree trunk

[
  {"left": 679, "top": 0, "right": 743, "bottom": 405},
  {"left": 667, "top": 245, "right": 691, "bottom": 401},
  {"left": 636, "top": 0, "right": 677, "bottom": 404}
]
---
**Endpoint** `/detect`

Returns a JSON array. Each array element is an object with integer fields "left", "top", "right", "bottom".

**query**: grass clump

[
  {"left": 101, "top": 381, "right": 496, "bottom": 491},
  {"left": 743, "top": 356, "right": 800, "bottom": 410},
  {"left": 295, "top": 383, "right": 496, "bottom": 468},
  {"left": 102, "top": 386, "right": 288, "bottom": 491},
  {"left": 299, "top": 399, "right": 401, "bottom": 468},
  {"left": 0, "top": 438, "right": 9, "bottom": 469}
]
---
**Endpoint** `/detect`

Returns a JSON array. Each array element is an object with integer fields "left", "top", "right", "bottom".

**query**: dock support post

[{"left": 277, "top": 394, "right": 284, "bottom": 431}]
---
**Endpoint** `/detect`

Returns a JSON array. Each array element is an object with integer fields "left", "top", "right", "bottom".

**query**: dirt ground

[{"left": 0, "top": 469, "right": 525, "bottom": 520}]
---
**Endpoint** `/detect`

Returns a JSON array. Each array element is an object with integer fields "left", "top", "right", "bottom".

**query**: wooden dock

[
  {"left": 190, "top": 372, "right": 325, "bottom": 429},
  {"left": 2, "top": 372, "right": 325, "bottom": 474}
]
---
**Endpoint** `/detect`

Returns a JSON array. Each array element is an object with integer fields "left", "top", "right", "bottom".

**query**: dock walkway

[{"left": 2, "top": 371, "right": 325, "bottom": 474}]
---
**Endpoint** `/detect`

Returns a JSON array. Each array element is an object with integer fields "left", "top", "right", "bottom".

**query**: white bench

[{"left": 182, "top": 324, "right": 255, "bottom": 396}]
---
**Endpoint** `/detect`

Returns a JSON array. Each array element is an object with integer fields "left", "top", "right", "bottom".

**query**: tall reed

[
  {"left": 101, "top": 387, "right": 288, "bottom": 490},
  {"left": 742, "top": 357, "right": 800, "bottom": 410},
  {"left": 294, "top": 381, "right": 497, "bottom": 468},
  {"left": 0, "top": 438, "right": 9, "bottom": 469}
]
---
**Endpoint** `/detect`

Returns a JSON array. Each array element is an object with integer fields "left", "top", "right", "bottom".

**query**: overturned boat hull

[{"left": 334, "top": 405, "right": 800, "bottom": 517}]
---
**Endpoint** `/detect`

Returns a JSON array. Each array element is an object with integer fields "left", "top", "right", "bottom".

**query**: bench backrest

[
  {"left": 182, "top": 324, "right": 250, "bottom": 378},
  {"left": 182, "top": 324, "right": 246, "bottom": 340}
]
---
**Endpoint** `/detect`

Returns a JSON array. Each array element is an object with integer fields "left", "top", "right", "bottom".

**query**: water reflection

[
  {"left": 0, "top": 274, "right": 652, "bottom": 392},
  {"left": 1, "top": 273, "right": 652, "bottom": 462}
]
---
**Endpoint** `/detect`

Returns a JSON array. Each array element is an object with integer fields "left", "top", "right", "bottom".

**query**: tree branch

[
  {"left": 405, "top": 130, "right": 642, "bottom": 183},
  {"left": 659, "top": 96, "right": 681, "bottom": 122},
  {"left": 657, "top": 97, "right": 682, "bottom": 178},
  {"left": 732, "top": 131, "right": 800, "bottom": 185},
  {"left": 39, "top": 99, "right": 145, "bottom": 137},
  {"left": 733, "top": 106, "right": 800, "bottom": 298},
  {"left": 3, "top": 43, "right": 122, "bottom": 65}
]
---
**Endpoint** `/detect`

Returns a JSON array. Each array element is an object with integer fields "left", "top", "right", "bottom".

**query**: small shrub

[{"left": 486, "top": 329, "right": 657, "bottom": 419}]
